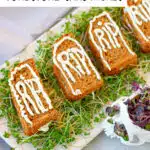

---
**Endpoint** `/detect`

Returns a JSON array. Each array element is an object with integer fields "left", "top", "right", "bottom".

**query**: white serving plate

[{"left": 0, "top": 7, "right": 149, "bottom": 150}]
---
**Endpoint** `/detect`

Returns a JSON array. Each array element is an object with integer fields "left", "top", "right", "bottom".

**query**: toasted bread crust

[
  {"left": 123, "top": 0, "right": 150, "bottom": 53},
  {"left": 53, "top": 65, "right": 103, "bottom": 100},
  {"left": 10, "top": 59, "right": 59, "bottom": 136},
  {"left": 88, "top": 12, "right": 137, "bottom": 75},
  {"left": 127, "top": 0, "right": 142, "bottom": 6},
  {"left": 123, "top": 14, "right": 150, "bottom": 53},
  {"left": 53, "top": 34, "right": 103, "bottom": 101},
  {"left": 88, "top": 33, "right": 137, "bottom": 75}
]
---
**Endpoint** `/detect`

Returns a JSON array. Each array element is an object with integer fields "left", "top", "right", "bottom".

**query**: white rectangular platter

[
  {"left": 0, "top": 7, "right": 150, "bottom": 150},
  {"left": 0, "top": 7, "right": 105, "bottom": 150}
]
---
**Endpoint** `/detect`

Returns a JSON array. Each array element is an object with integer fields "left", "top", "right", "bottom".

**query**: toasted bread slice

[
  {"left": 53, "top": 34, "right": 103, "bottom": 101},
  {"left": 124, "top": 0, "right": 150, "bottom": 53},
  {"left": 9, "top": 59, "right": 59, "bottom": 136},
  {"left": 88, "top": 12, "right": 137, "bottom": 75},
  {"left": 127, "top": 0, "right": 142, "bottom": 6}
]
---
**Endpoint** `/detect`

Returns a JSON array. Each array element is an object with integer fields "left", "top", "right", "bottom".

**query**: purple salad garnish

[
  {"left": 127, "top": 87, "right": 150, "bottom": 131},
  {"left": 114, "top": 122, "right": 129, "bottom": 141},
  {"left": 131, "top": 81, "right": 140, "bottom": 91},
  {"left": 106, "top": 105, "right": 120, "bottom": 117}
]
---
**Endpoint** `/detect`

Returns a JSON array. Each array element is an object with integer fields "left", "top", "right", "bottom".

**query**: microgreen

[
  {"left": 0, "top": 7, "right": 149, "bottom": 150},
  {"left": 3, "top": 131, "right": 10, "bottom": 138}
]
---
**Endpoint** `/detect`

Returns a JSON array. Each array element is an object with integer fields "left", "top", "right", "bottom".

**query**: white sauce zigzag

[
  {"left": 89, "top": 12, "right": 135, "bottom": 71},
  {"left": 53, "top": 36, "right": 101, "bottom": 96},
  {"left": 9, "top": 63, "right": 53, "bottom": 126},
  {"left": 125, "top": 0, "right": 150, "bottom": 42}
]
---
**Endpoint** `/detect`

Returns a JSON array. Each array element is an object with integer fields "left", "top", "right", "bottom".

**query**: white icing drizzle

[
  {"left": 134, "top": 0, "right": 138, "bottom": 2},
  {"left": 53, "top": 36, "right": 101, "bottom": 96},
  {"left": 89, "top": 12, "right": 135, "bottom": 71},
  {"left": 125, "top": 0, "right": 150, "bottom": 42},
  {"left": 9, "top": 63, "right": 53, "bottom": 126},
  {"left": 38, "top": 123, "right": 49, "bottom": 132}
]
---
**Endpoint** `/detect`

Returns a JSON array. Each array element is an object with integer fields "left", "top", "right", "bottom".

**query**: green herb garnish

[
  {"left": 0, "top": 7, "right": 149, "bottom": 150},
  {"left": 3, "top": 131, "right": 10, "bottom": 138}
]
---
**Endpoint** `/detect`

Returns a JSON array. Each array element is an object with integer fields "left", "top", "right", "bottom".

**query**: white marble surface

[
  {"left": 84, "top": 132, "right": 150, "bottom": 150},
  {"left": 0, "top": 7, "right": 71, "bottom": 65},
  {"left": 0, "top": 8, "right": 149, "bottom": 150},
  {"left": 0, "top": 138, "right": 9, "bottom": 150}
]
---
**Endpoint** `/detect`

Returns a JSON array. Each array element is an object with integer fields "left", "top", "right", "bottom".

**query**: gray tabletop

[
  {"left": 0, "top": 8, "right": 149, "bottom": 150},
  {"left": 0, "top": 139, "right": 9, "bottom": 150}
]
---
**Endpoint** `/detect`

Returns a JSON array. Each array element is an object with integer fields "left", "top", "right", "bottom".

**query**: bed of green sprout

[{"left": 0, "top": 7, "right": 149, "bottom": 150}]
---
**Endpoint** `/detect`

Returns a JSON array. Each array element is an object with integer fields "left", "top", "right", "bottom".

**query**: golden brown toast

[
  {"left": 127, "top": 0, "right": 142, "bottom": 6},
  {"left": 88, "top": 12, "right": 137, "bottom": 75},
  {"left": 53, "top": 34, "right": 103, "bottom": 101},
  {"left": 124, "top": 0, "right": 150, "bottom": 53},
  {"left": 9, "top": 59, "right": 59, "bottom": 136}
]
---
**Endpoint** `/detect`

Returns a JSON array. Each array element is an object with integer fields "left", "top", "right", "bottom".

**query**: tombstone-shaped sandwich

[
  {"left": 124, "top": 0, "right": 150, "bottom": 53},
  {"left": 127, "top": 0, "right": 142, "bottom": 6},
  {"left": 53, "top": 34, "right": 103, "bottom": 100},
  {"left": 9, "top": 59, "right": 59, "bottom": 136},
  {"left": 88, "top": 12, "right": 137, "bottom": 75}
]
